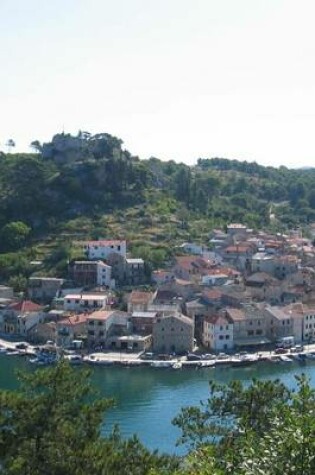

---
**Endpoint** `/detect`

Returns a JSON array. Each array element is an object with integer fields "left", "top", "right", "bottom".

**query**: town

[{"left": 1, "top": 223, "right": 315, "bottom": 367}]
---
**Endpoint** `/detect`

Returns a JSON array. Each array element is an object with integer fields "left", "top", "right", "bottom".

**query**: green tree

[
  {"left": 173, "top": 376, "right": 315, "bottom": 475},
  {"left": 0, "top": 362, "right": 178, "bottom": 475},
  {"left": 0, "top": 221, "right": 31, "bottom": 251}
]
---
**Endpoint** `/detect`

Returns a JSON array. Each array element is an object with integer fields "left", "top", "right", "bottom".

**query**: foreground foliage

[
  {"left": 173, "top": 376, "right": 315, "bottom": 474},
  {"left": 1, "top": 362, "right": 315, "bottom": 474},
  {"left": 0, "top": 362, "right": 178, "bottom": 475}
]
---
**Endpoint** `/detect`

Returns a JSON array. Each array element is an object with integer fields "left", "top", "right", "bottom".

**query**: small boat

[
  {"left": 199, "top": 360, "right": 215, "bottom": 368},
  {"left": 292, "top": 353, "right": 307, "bottom": 362},
  {"left": 6, "top": 349, "right": 21, "bottom": 356},
  {"left": 305, "top": 352, "right": 315, "bottom": 360},
  {"left": 0, "top": 347, "right": 7, "bottom": 354},
  {"left": 151, "top": 360, "right": 173, "bottom": 368},
  {"left": 279, "top": 355, "right": 293, "bottom": 363},
  {"left": 172, "top": 361, "right": 182, "bottom": 370}
]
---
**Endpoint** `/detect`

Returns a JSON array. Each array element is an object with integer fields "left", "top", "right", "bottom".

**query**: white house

[
  {"left": 63, "top": 292, "right": 109, "bottom": 312},
  {"left": 83, "top": 240, "right": 126, "bottom": 260},
  {"left": 203, "top": 314, "right": 234, "bottom": 351},
  {"left": 202, "top": 273, "right": 229, "bottom": 286},
  {"left": 179, "top": 242, "right": 204, "bottom": 255}
]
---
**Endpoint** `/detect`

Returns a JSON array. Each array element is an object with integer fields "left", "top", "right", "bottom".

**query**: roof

[
  {"left": 225, "top": 245, "right": 252, "bottom": 253},
  {"left": 58, "top": 314, "right": 89, "bottom": 326},
  {"left": 129, "top": 291, "right": 153, "bottom": 304},
  {"left": 175, "top": 256, "right": 215, "bottom": 271},
  {"left": 202, "top": 289, "right": 223, "bottom": 300},
  {"left": 9, "top": 300, "right": 43, "bottom": 313},
  {"left": 131, "top": 311, "right": 157, "bottom": 319},
  {"left": 64, "top": 293, "right": 107, "bottom": 300},
  {"left": 157, "top": 313, "right": 193, "bottom": 326},
  {"left": 226, "top": 308, "right": 246, "bottom": 322},
  {"left": 246, "top": 272, "right": 279, "bottom": 285},
  {"left": 205, "top": 314, "right": 232, "bottom": 325},
  {"left": 126, "top": 258, "right": 144, "bottom": 264},
  {"left": 84, "top": 240, "right": 125, "bottom": 246},
  {"left": 227, "top": 223, "right": 247, "bottom": 229},
  {"left": 86, "top": 310, "right": 117, "bottom": 321}
]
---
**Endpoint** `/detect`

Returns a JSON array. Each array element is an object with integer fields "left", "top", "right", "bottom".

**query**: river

[{"left": 1, "top": 355, "right": 315, "bottom": 454}]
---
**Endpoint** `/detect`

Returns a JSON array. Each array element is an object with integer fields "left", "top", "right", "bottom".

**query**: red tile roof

[
  {"left": 58, "top": 314, "right": 89, "bottom": 326},
  {"left": 9, "top": 300, "right": 43, "bottom": 313}
]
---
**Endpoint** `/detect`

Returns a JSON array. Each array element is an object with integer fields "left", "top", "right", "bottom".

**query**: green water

[{"left": 1, "top": 355, "right": 315, "bottom": 454}]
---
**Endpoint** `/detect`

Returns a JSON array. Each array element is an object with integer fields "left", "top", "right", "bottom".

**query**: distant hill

[{"left": 0, "top": 131, "right": 315, "bottom": 261}]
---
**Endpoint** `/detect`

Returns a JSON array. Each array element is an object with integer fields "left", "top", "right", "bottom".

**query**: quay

[{"left": 1, "top": 337, "right": 315, "bottom": 369}]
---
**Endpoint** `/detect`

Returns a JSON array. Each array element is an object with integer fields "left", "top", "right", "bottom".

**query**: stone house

[
  {"left": 70, "top": 260, "right": 114, "bottom": 288},
  {"left": 131, "top": 311, "right": 158, "bottom": 335},
  {"left": 152, "top": 313, "right": 194, "bottom": 354},
  {"left": 226, "top": 303, "right": 269, "bottom": 348},
  {"left": 1, "top": 300, "right": 44, "bottom": 337},
  {"left": 263, "top": 305, "right": 296, "bottom": 343},
  {"left": 127, "top": 291, "right": 155, "bottom": 313},
  {"left": 28, "top": 277, "right": 65, "bottom": 303}
]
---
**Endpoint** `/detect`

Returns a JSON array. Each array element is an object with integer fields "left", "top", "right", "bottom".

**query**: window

[
  {"left": 256, "top": 329, "right": 262, "bottom": 335},
  {"left": 118, "top": 245, "right": 121, "bottom": 251},
  {"left": 219, "top": 335, "right": 224, "bottom": 340},
  {"left": 98, "top": 321, "right": 103, "bottom": 326},
  {"left": 88, "top": 321, "right": 94, "bottom": 326},
  {"left": 220, "top": 326, "right": 223, "bottom": 330},
  {"left": 225, "top": 335, "right": 230, "bottom": 339},
  {"left": 161, "top": 327, "right": 164, "bottom": 331},
  {"left": 258, "top": 320, "right": 261, "bottom": 326},
  {"left": 249, "top": 321, "right": 252, "bottom": 325},
  {"left": 248, "top": 330, "right": 254, "bottom": 336},
  {"left": 99, "top": 331, "right": 104, "bottom": 336},
  {"left": 88, "top": 330, "right": 94, "bottom": 336}
]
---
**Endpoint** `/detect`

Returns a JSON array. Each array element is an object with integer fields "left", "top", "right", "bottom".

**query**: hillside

[{"left": 0, "top": 131, "right": 315, "bottom": 287}]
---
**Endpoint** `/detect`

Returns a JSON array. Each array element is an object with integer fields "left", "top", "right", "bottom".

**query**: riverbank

[{"left": 1, "top": 336, "right": 315, "bottom": 369}]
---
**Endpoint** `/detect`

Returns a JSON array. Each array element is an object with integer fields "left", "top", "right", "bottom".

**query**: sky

[{"left": 1, "top": 0, "right": 315, "bottom": 168}]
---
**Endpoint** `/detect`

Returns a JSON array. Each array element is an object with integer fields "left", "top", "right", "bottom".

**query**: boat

[
  {"left": 231, "top": 355, "right": 258, "bottom": 368},
  {"left": 199, "top": 360, "right": 215, "bottom": 368},
  {"left": 279, "top": 355, "right": 293, "bottom": 363},
  {"left": 5, "top": 349, "right": 21, "bottom": 356},
  {"left": 0, "top": 347, "right": 7, "bottom": 354},
  {"left": 292, "top": 353, "right": 307, "bottom": 362},
  {"left": 151, "top": 360, "right": 173, "bottom": 368},
  {"left": 84, "top": 354, "right": 114, "bottom": 365},
  {"left": 172, "top": 361, "right": 183, "bottom": 370},
  {"left": 305, "top": 352, "right": 315, "bottom": 360}
]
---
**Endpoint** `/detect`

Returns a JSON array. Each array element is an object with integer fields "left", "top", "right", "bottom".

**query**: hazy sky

[{"left": 1, "top": 0, "right": 315, "bottom": 167}]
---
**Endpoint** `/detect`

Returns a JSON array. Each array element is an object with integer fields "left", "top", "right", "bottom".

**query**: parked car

[{"left": 275, "top": 347, "right": 287, "bottom": 354}]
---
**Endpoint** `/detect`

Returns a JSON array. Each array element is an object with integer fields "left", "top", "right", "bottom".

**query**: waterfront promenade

[{"left": 1, "top": 336, "right": 315, "bottom": 368}]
